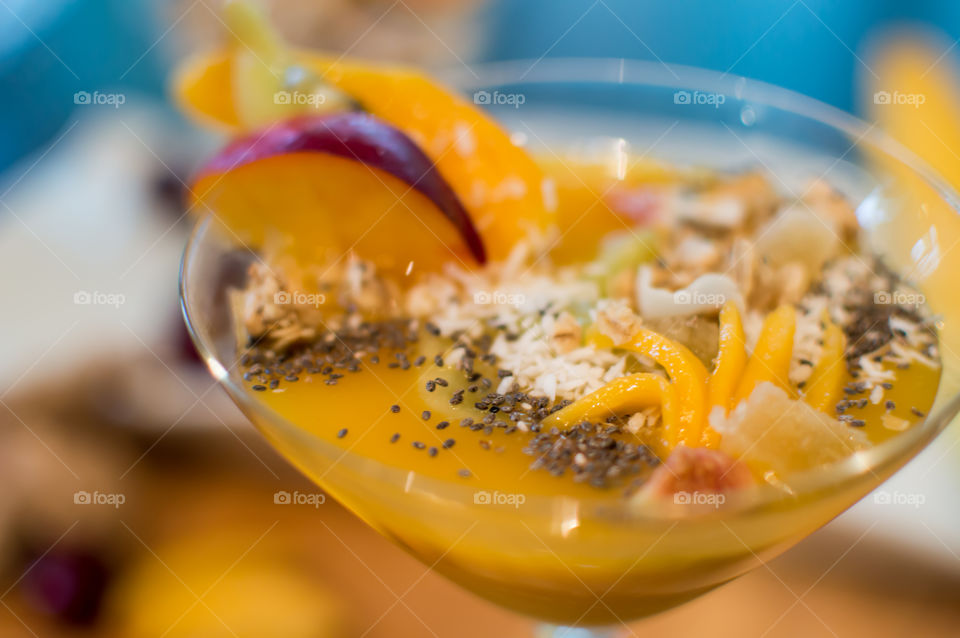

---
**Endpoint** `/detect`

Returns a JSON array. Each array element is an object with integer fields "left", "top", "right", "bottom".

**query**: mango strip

[
  {"left": 623, "top": 329, "right": 709, "bottom": 449},
  {"left": 709, "top": 301, "right": 748, "bottom": 412},
  {"left": 698, "top": 302, "right": 747, "bottom": 448},
  {"left": 803, "top": 317, "right": 847, "bottom": 414},
  {"left": 732, "top": 305, "right": 796, "bottom": 406},
  {"left": 542, "top": 373, "right": 678, "bottom": 442}
]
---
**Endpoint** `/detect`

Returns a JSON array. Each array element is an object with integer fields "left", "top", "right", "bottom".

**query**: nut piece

[
  {"left": 713, "top": 172, "right": 780, "bottom": 219},
  {"left": 804, "top": 179, "right": 859, "bottom": 241},
  {"left": 550, "top": 311, "right": 582, "bottom": 354},
  {"left": 729, "top": 238, "right": 756, "bottom": 302},
  {"left": 775, "top": 261, "right": 810, "bottom": 306},
  {"left": 595, "top": 300, "right": 642, "bottom": 345}
]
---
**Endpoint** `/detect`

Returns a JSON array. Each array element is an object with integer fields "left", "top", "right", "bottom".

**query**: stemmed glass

[{"left": 181, "top": 58, "right": 960, "bottom": 635}]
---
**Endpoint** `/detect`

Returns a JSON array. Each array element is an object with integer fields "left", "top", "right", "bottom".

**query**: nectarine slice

[
  {"left": 192, "top": 113, "right": 485, "bottom": 274},
  {"left": 173, "top": 11, "right": 550, "bottom": 260}
]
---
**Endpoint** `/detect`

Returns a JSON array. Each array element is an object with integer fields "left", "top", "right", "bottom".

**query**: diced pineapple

[{"left": 711, "top": 382, "right": 869, "bottom": 478}]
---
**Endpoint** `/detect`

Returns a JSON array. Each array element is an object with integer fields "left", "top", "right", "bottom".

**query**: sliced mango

[
  {"left": 623, "top": 328, "right": 710, "bottom": 449},
  {"left": 709, "top": 301, "right": 747, "bottom": 411},
  {"left": 542, "top": 373, "right": 678, "bottom": 454},
  {"left": 732, "top": 305, "right": 796, "bottom": 406},
  {"left": 803, "top": 316, "right": 846, "bottom": 414}
]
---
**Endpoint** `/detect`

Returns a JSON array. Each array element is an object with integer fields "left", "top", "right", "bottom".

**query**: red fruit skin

[
  {"left": 644, "top": 445, "right": 754, "bottom": 498},
  {"left": 197, "top": 112, "right": 486, "bottom": 264}
]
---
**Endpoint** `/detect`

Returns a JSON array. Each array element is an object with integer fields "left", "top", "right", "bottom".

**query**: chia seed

[{"left": 337, "top": 428, "right": 348, "bottom": 438}]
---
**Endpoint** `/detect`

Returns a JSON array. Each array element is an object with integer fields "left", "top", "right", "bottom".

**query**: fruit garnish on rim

[
  {"left": 178, "top": 0, "right": 550, "bottom": 274},
  {"left": 177, "top": 1, "right": 941, "bottom": 506}
]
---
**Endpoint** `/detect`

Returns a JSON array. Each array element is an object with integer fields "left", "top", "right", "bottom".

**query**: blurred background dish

[{"left": 2, "top": 1, "right": 960, "bottom": 636}]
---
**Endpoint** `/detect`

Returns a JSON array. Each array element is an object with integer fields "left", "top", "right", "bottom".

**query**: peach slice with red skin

[
  {"left": 175, "top": 49, "right": 550, "bottom": 261},
  {"left": 192, "top": 112, "right": 486, "bottom": 273}
]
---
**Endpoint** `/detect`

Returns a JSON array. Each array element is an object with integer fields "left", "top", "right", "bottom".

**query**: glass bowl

[{"left": 181, "top": 58, "right": 960, "bottom": 630}]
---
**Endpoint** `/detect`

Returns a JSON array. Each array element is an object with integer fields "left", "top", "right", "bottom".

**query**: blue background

[{"left": 2, "top": 0, "right": 958, "bottom": 172}]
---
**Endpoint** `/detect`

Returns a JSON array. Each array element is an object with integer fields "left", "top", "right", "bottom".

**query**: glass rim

[{"left": 180, "top": 58, "right": 960, "bottom": 520}]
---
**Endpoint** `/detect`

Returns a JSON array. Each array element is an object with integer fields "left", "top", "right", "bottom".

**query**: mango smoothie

[{"left": 177, "top": 1, "right": 945, "bottom": 626}]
